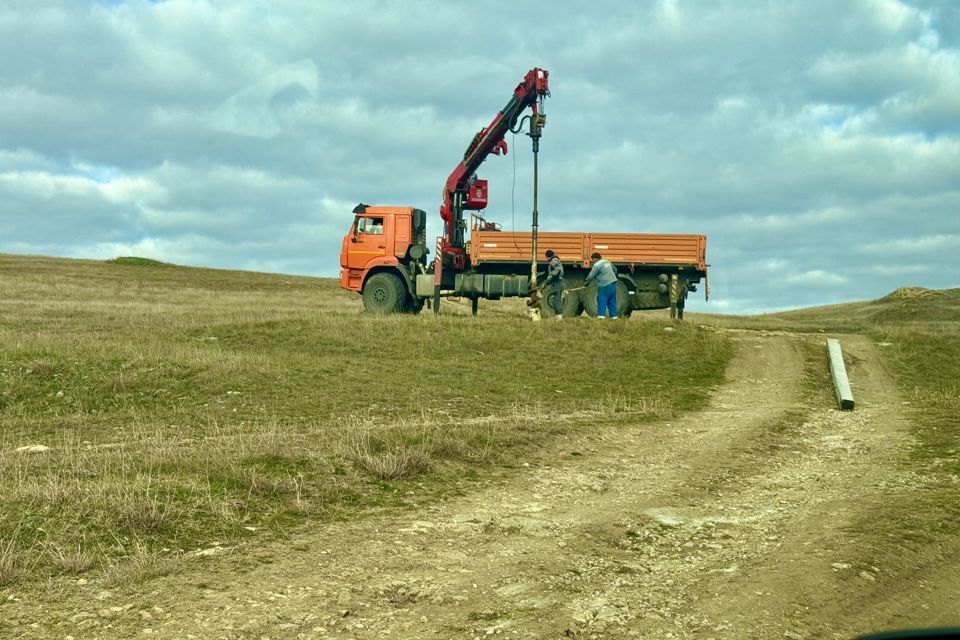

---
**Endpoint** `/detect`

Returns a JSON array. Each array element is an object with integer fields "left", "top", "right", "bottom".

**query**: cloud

[
  {"left": 785, "top": 270, "right": 849, "bottom": 285},
  {"left": 209, "top": 59, "right": 319, "bottom": 138},
  {"left": 857, "top": 234, "right": 960, "bottom": 255}
]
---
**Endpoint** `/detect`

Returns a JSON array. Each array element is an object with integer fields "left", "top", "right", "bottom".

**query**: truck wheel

[
  {"left": 615, "top": 280, "right": 632, "bottom": 318},
  {"left": 562, "top": 289, "right": 583, "bottom": 317},
  {"left": 633, "top": 291, "right": 667, "bottom": 311},
  {"left": 582, "top": 282, "right": 631, "bottom": 318},
  {"left": 582, "top": 284, "right": 598, "bottom": 317},
  {"left": 363, "top": 273, "right": 405, "bottom": 314},
  {"left": 539, "top": 287, "right": 562, "bottom": 318}
]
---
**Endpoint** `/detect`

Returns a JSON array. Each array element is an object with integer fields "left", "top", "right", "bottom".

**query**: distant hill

[
  {"left": 684, "top": 286, "right": 960, "bottom": 332},
  {"left": 763, "top": 286, "right": 960, "bottom": 330},
  {"left": 0, "top": 252, "right": 342, "bottom": 295}
]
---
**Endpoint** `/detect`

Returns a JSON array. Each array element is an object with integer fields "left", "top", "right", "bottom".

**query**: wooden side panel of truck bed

[{"left": 471, "top": 230, "right": 707, "bottom": 270}]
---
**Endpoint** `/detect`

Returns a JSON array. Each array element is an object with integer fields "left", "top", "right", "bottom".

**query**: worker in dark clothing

[
  {"left": 542, "top": 249, "right": 565, "bottom": 320},
  {"left": 584, "top": 251, "right": 618, "bottom": 319}
]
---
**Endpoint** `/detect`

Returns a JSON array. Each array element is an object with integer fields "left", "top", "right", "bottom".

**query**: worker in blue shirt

[{"left": 584, "top": 252, "right": 618, "bottom": 319}]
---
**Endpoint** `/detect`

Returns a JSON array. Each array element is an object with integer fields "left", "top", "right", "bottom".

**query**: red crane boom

[{"left": 436, "top": 68, "right": 550, "bottom": 275}]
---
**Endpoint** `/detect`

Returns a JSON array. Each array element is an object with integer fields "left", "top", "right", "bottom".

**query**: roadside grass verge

[
  {"left": 0, "top": 254, "right": 732, "bottom": 586},
  {"left": 869, "top": 324, "right": 960, "bottom": 536}
]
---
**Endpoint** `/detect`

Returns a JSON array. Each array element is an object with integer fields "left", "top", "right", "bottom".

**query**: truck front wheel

[{"left": 363, "top": 273, "right": 406, "bottom": 314}]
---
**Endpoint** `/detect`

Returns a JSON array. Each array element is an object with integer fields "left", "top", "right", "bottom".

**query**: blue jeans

[{"left": 597, "top": 282, "right": 618, "bottom": 318}]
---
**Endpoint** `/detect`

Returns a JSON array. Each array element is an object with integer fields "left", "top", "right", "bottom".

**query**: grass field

[{"left": 0, "top": 253, "right": 732, "bottom": 587}]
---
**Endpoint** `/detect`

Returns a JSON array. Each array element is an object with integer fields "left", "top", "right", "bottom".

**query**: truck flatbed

[{"left": 471, "top": 230, "right": 707, "bottom": 271}]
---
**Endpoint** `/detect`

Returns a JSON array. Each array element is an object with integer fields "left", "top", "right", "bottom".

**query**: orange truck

[
  {"left": 338, "top": 68, "right": 708, "bottom": 318},
  {"left": 339, "top": 208, "right": 707, "bottom": 318}
]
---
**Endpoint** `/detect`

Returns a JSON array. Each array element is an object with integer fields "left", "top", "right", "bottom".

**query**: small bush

[
  {"left": 350, "top": 431, "right": 432, "bottom": 480},
  {"left": 118, "top": 494, "right": 181, "bottom": 535},
  {"left": 45, "top": 543, "right": 96, "bottom": 575}
]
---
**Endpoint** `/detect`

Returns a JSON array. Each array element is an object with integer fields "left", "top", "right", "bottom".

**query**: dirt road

[{"left": 6, "top": 332, "right": 959, "bottom": 639}]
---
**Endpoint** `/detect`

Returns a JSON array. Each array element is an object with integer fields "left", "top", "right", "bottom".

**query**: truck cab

[{"left": 339, "top": 204, "right": 428, "bottom": 313}]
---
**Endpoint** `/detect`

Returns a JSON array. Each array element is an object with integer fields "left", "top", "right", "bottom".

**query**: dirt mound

[
  {"left": 881, "top": 286, "right": 935, "bottom": 300},
  {"left": 871, "top": 287, "right": 960, "bottom": 324}
]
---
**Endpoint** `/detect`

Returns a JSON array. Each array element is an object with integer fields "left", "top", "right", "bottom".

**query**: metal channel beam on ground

[{"left": 827, "top": 338, "right": 855, "bottom": 411}]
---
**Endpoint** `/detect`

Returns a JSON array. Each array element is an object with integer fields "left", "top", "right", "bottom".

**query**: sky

[{"left": 1, "top": 0, "right": 958, "bottom": 314}]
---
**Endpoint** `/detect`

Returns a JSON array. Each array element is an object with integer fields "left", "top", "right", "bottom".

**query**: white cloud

[
  {"left": 784, "top": 270, "right": 849, "bottom": 286},
  {"left": 0, "top": 148, "right": 50, "bottom": 169},
  {"left": 209, "top": 58, "right": 319, "bottom": 138},
  {"left": 868, "top": 263, "right": 931, "bottom": 275},
  {"left": 101, "top": 176, "right": 166, "bottom": 205},
  {"left": 0, "top": 170, "right": 100, "bottom": 198},
  {"left": 857, "top": 234, "right": 960, "bottom": 255}
]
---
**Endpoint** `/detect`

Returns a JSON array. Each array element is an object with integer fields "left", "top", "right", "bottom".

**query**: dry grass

[
  {"left": 43, "top": 543, "right": 97, "bottom": 575},
  {"left": 0, "top": 535, "right": 21, "bottom": 586},
  {"left": 350, "top": 431, "right": 433, "bottom": 480},
  {"left": 0, "top": 253, "right": 733, "bottom": 587}
]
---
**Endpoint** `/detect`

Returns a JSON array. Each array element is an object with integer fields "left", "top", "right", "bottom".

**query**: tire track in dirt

[
  {"left": 618, "top": 333, "right": 954, "bottom": 640},
  {"left": 7, "top": 332, "right": 957, "bottom": 639}
]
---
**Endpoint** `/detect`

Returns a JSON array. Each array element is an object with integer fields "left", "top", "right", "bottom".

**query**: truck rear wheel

[
  {"left": 616, "top": 280, "right": 632, "bottom": 318},
  {"left": 582, "top": 280, "right": 632, "bottom": 318},
  {"left": 632, "top": 291, "right": 667, "bottom": 311},
  {"left": 363, "top": 273, "right": 405, "bottom": 314},
  {"left": 581, "top": 283, "right": 598, "bottom": 317},
  {"left": 562, "top": 289, "right": 583, "bottom": 317}
]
